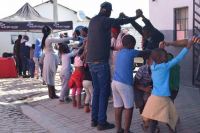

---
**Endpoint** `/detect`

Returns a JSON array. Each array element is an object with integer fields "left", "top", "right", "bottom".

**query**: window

[{"left": 174, "top": 7, "right": 188, "bottom": 40}]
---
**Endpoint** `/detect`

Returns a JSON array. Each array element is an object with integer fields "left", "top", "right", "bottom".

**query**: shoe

[
  {"left": 42, "top": 81, "right": 46, "bottom": 85},
  {"left": 53, "top": 95, "right": 59, "bottom": 99},
  {"left": 91, "top": 121, "right": 98, "bottom": 127},
  {"left": 117, "top": 128, "right": 124, "bottom": 133},
  {"left": 97, "top": 122, "right": 115, "bottom": 131},
  {"left": 84, "top": 104, "right": 90, "bottom": 113},
  {"left": 64, "top": 97, "right": 72, "bottom": 103}
]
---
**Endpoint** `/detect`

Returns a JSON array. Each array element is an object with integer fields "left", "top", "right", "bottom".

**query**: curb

[{"left": 21, "top": 105, "right": 75, "bottom": 133}]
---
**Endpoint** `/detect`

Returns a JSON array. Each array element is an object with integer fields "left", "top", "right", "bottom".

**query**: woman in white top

[{"left": 41, "top": 25, "right": 71, "bottom": 99}]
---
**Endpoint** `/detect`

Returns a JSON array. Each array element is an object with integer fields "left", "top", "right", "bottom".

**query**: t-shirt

[
  {"left": 151, "top": 48, "right": 189, "bottom": 96},
  {"left": 34, "top": 38, "right": 42, "bottom": 58},
  {"left": 113, "top": 48, "right": 139, "bottom": 86},
  {"left": 60, "top": 50, "right": 77, "bottom": 77},
  {"left": 135, "top": 64, "right": 152, "bottom": 86},
  {"left": 74, "top": 56, "right": 83, "bottom": 67},
  {"left": 86, "top": 13, "right": 136, "bottom": 63}
]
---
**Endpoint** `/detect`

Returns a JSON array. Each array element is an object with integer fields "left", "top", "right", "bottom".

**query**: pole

[{"left": 53, "top": 0, "right": 58, "bottom": 22}]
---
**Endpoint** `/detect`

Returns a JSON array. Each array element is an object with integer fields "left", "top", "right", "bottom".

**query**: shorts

[{"left": 111, "top": 80, "right": 134, "bottom": 109}]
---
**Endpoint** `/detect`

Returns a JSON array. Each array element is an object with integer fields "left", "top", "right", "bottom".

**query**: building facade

[
  {"left": 0, "top": 1, "right": 90, "bottom": 56},
  {"left": 149, "top": 0, "right": 200, "bottom": 87}
]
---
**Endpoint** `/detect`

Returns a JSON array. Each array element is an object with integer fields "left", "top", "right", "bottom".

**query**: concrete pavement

[
  {"left": 22, "top": 84, "right": 200, "bottom": 133},
  {"left": 1, "top": 70, "right": 200, "bottom": 133}
]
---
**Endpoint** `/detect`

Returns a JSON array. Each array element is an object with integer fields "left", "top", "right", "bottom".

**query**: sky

[{"left": 0, "top": 0, "right": 149, "bottom": 19}]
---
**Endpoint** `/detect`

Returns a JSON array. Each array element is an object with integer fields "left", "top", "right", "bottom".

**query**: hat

[{"left": 100, "top": 2, "right": 112, "bottom": 11}]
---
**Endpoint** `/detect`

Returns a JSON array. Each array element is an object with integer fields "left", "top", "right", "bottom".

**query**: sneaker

[
  {"left": 91, "top": 121, "right": 98, "bottom": 127},
  {"left": 97, "top": 122, "right": 115, "bottom": 131},
  {"left": 64, "top": 97, "right": 72, "bottom": 103}
]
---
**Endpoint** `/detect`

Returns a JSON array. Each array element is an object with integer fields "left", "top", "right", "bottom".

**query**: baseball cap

[{"left": 100, "top": 2, "right": 112, "bottom": 11}]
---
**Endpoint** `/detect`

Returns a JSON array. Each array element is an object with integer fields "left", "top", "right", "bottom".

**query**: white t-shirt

[{"left": 60, "top": 50, "right": 77, "bottom": 76}]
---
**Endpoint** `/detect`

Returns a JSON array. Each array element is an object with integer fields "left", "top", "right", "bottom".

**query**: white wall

[
  {"left": 149, "top": 0, "right": 193, "bottom": 31},
  {"left": 149, "top": 0, "right": 194, "bottom": 86},
  {"left": 34, "top": 2, "right": 90, "bottom": 36},
  {"left": 0, "top": 2, "right": 90, "bottom": 56},
  {"left": 0, "top": 32, "right": 43, "bottom": 56}
]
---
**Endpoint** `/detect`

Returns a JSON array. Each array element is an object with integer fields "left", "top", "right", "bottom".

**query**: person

[
  {"left": 81, "top": 36, "right": 93, "bottom": 113},
  {"left": 73, "top": 29, "right": 84, "bottom": 47},
  {"left": 111, "top": 34, "right": 150, "bottom": 133},
  {"left": 159, "top": 38, "right": 200, "bottom": 102},
  {"left": 86, "top": 2, "right": 142, "bottom": 130},
  {"left": 82, "top": 63, "right": 93, "bottom": 113},
  {"left": 58, "top": 43, "right": 78, "bottom": 103},
  {"left": 41, "top": 25, "right": 72, "bottom": 99},
  {"left": 134, "top": 56, "right": 160, "bottom": 133},
  {"left": 33, "top": 38, "right": 43, "bottom": 79},
  {"left": 110, "top": 25, "right": 126, "bottom": 77},
  {"left": 68, "top": 48, "right": 84, "bottom": 109},
  {"left": 141, "top": 38, "right": 196, "bottom": 132},
  {"left": 20, "top": 35, "right": 31, "bottom": 78},
  {"left": 120, "top": 9, "right": 164, "bottom": 50},
  {"left": 13, "top": 35, "right": 22, "bottom": 76},
  {"left": 29, "top": 44, "right": 35, "bottom": 78},
  {"left": 167, "top": 53, "right": 180, "bottom": 102}
]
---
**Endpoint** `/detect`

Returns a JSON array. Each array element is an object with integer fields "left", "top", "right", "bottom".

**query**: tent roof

[{"left": 1, "top": 3, "right": 51, "bottom": 22}]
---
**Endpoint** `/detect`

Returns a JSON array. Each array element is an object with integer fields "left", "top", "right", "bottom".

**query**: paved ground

[
  {"left": 0, "top": 70, "right": 200, "bottom": 133},
  {"left": 0, "top": 78, "right": 49, "bottom": 133}
]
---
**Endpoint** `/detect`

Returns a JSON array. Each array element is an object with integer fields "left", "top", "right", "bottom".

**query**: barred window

[{"left": 174, "top": 7, "right": 188, "bottom": 40}]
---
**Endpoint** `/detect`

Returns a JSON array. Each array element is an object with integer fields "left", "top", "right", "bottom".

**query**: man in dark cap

[{"left": 86, "top": 2, "right": 141, "bottom": 131}]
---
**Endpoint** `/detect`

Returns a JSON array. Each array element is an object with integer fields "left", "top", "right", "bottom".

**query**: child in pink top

[{"left": 68, "top": 48, "right": 84, "bottom": 108}]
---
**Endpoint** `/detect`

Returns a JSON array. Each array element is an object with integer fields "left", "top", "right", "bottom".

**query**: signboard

[{"left": 0, "top": 21, "right": 73, "bottom": 32}]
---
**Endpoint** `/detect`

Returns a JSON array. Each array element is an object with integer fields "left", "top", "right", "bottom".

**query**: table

[{"left": 0, "top": 57, "right": 17, "bottom": 78}]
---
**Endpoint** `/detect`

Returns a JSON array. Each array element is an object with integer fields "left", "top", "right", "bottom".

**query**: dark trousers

[
  {"left": 14, "top": 55, "right": 22, "bottom": 75},
  {"left": 20, "top": 55, "right": 29, "bottom": 76},
  {"left": 89, "top": 62, "right": 111, "bottom": 125},
  {"left": 29, "top": 59, "right": 35, "bottom": 78}
]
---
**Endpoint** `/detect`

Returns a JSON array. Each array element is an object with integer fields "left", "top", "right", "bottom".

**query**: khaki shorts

[{"left": 111, "top": 80, "right": 134, "bottom": 109}]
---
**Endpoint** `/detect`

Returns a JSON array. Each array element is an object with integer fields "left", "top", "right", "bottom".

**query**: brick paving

[
  {"left": 0, "top": 69, "right": 200, "bottom": 133},
  {"left": 0, "top": 78, "right": 49, "bottom": 133},
  {"left": 28, "top": 84, "right": 200, "bottom": 133}
]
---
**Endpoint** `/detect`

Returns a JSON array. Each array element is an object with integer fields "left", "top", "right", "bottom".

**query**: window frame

[{"left": 174, "top": 7, "right": 189, "bottom": 40}]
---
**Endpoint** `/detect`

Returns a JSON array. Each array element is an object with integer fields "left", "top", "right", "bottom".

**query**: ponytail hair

[{"left": 41, "top": 25, "right": 52, "bottom": 50}]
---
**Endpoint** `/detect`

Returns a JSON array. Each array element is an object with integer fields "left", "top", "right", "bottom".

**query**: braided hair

[{"left": 41, "top": 25, "right": 52, "bottom": 50}]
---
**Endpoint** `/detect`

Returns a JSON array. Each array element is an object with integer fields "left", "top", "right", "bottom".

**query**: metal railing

[{"left": 193, "top": 0, "right": 200, "bottom": 86}]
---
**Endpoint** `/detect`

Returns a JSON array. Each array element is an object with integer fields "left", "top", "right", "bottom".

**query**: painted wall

[
  {"left": 0, "top": 2, "right": 90, "bottom": 56},
  {"left": 0, "top": 32, "right": 43, "bottom": 56},
  {"left": 34, "top": 2, "right": 90, "bottom": 36},
  {"left": 149, "top": 0, "right": 194, "bottom": 86}
]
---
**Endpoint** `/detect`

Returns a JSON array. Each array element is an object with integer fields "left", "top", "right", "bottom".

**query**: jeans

[
  {"left": 89, "top": 62, "right": 111, "bottom": 125},
  {"left": 29, "top": 59, "right": 35, "bottom": 78},
  {"left": 20, "top": 55, "right": 29, "bottom": 76}
]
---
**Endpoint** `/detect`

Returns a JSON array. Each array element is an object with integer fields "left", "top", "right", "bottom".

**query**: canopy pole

[{"left": 53, "top": 0, "right": 58, "bottom": 22}]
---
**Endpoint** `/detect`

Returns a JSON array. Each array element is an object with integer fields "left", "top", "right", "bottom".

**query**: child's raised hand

[
  {"left": 186, "top": 38, "right": 194, "bottom": 49},
  {"left": 192, "top": 36, "right": 200, "bottom": 43},
  {"left": 159, "top": 41, "right": 165, "bottom": 49}
]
